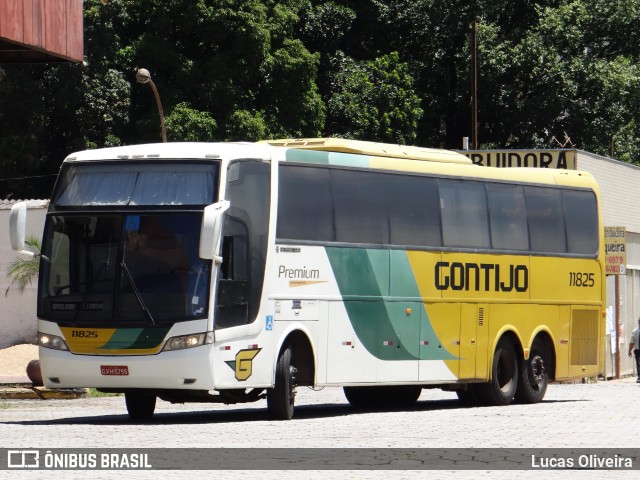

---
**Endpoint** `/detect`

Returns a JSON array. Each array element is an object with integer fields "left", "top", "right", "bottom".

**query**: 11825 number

[{"left": 569, "top": 272, "right": 595, "bottom": 287}]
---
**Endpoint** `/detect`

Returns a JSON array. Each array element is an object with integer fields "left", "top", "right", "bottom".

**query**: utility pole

[{"left": 471, "top": 19, "right": 478, "bottom": 150}]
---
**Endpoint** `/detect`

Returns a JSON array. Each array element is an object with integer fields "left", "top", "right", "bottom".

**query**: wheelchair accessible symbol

[{"left": 266, "top": 315, "right": 273, "bottom": 331}]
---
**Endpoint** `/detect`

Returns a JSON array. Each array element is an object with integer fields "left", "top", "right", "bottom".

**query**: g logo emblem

[{"left": 225, "top": 348, "right": 261, "bottom": 381}]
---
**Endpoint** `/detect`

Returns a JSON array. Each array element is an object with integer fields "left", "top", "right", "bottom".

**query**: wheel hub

[
  {"left": 529, "top": 355, "right": 545, "bottom": 386},
  {"left": 289, "top": 366, "right": 298, "bottom": 402}
]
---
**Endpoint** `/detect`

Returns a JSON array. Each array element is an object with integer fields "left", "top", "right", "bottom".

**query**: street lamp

[{"left": 136, "top": 68, "right": 167, "bottom": 143}]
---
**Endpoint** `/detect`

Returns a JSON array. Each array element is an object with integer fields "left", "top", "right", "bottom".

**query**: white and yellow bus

[{"left": 9, "top": 138, "right": 605, "bottom": 420}]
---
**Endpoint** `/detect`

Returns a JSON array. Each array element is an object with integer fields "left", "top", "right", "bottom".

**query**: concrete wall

[{"left": 0, "top": 201, "right": 47, "bottom": 348}]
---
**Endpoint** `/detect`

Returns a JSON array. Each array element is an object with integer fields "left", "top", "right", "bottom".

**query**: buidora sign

[{"left": 458, "top": 149, "right": 576, "bottom": 170}]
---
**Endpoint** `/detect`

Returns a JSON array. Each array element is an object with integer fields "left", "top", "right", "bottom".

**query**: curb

[{"left": 0, "top": 385, "right": 88, "bottom": 400}]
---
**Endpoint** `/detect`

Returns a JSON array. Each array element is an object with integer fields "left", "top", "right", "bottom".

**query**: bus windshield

[
  {"left": 39, "top": 213, "right": 211, "bottom": 325},
  {"left": 38, "top": 160, "right": 220, "bottom": 325}
]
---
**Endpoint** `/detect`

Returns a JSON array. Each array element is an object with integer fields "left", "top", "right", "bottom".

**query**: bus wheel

[
  {"left": 516, "top": 339, "right": 548, "bottom": 404},
  {"left": 343, "top": 386, "right": 373, "bottom": 408},
  {"left": 478, "top": 338, "right": 518, "bottom": 406},
  {"left": 385, "top": 386, "right": 422, "bottom": 407},
  {"left": 125, "top": 393, "right": 156, "bottom": 421},
  {"left": 267, "top": 346, "right": 297, "bottom": 420}
]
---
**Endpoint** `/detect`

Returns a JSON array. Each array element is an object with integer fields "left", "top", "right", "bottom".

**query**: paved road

[{"left": 1, "top": 378, "right": 639, "bottom": 479}]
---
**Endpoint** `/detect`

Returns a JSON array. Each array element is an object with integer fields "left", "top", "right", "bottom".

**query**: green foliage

[
  {"left": 5, "top": 236, "right": 41, "bottom": 297},
  {"left": 300, "top": 1, "right": 356, "bottom": 52},
  {"left": 4, "top": 0, "right": 640, "bottom": 198},
  {"left": 165, "top": 102, "right": 217, "bottom": 141},
  {"left": 226, "top": 110, "right": 268, "bottom": 141},
  {"left": 261, "top": 39, "right": 325, "bottom": 138},
  {"left": 327, "top": 52, "right": 423, "bottom": 144}
]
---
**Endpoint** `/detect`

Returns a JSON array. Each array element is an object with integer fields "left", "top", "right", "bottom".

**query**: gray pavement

[{"left": 1, "top": 377, "right": 640, "bottom": 479}]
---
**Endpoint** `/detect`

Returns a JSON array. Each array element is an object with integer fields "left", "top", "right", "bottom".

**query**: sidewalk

[{"left": 0, "top": 344, "right": 86, "bottom": 399}]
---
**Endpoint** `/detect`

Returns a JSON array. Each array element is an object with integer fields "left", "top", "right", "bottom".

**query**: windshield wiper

[
  {"left": 120, "top": 260, "right": 156, "bottom": 326},
  {"left": 69, "top": 231, "right": 113, "bottom": 326}
]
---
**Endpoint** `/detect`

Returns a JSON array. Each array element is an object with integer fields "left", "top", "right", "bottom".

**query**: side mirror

[
  {"left": 9, "top": 201, "right": 27, "bottom": 252},
  {"left": 199, "top": 200, "right": 230, "bottom": 263}
]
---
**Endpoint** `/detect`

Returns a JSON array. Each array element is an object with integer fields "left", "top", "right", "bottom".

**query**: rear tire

[
  {"left": 477, "top": 338, "right": 518, "bottom": 406},
  {"left": 125, "top": 393, "right": 156, "bottom": 421},
  {"left": 516, "top": 339, "right": 549, "bottom": 404},
  {"left": 267, "top": 346, "right": 297, "bottom": 420}
]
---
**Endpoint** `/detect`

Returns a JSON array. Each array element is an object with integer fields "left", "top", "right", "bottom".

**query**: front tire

[
  {"left": 477, "top": 338, "right": 518, "bottom": 406},
  {"left": 516, "top": 339, "right": 549, "bottom": 404},
  {"left": 267, "top": 346, "right": 297, "bottom": 420},
  {"left": 125, "top": 393, "right": 156, "bottom": 421}
]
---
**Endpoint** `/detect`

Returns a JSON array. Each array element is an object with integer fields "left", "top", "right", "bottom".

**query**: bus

[{"left": 9, "top": 138, "right": 605, "bottom": 420}]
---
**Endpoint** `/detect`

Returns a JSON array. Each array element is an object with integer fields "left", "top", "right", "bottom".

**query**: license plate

[{"left": 100, "top": 365, "right": 129, "bottom": 376}]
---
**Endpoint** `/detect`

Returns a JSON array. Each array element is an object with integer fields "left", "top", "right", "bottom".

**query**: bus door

[{"left": 458, "top": 303, "right": 489, "bottom": 380}]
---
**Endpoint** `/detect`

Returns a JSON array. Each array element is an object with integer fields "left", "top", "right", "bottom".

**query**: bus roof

[
  {"left": 62, "top": 142, "right": 271, "bottom": 163},
  {"left": 262, "top": 138, "right": 472, "bottom": 165},
  {"left": 59, "top": 141, "right": 597, "bottom": 191}
]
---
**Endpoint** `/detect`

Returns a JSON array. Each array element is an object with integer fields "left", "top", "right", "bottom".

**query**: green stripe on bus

[
  {"left": 285, "top": 149, "right": 330, "bottom": 164},
  {"left": 127, "top": 327, "right": 171, "bottom": 349},
  {"left": 326, "top": 247, "right": 456, "bottom": 361},
  {"left": 389, "top": 250, "right": 456, "bottom": 360},
  {"left": 284, "top": 149, "right": 371, "bottom": 168},
  {"left": 99, "top": 327, "right": 170, "bottom": 350}
]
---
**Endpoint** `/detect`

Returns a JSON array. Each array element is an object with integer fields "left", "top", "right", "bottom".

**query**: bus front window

[{"left": 39, "top": 213, "right": 211, "bottom": 325}]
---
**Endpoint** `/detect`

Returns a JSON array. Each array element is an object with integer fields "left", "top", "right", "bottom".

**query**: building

[{"left": 577, "top": 151, "right": 640, "bottom": 379}]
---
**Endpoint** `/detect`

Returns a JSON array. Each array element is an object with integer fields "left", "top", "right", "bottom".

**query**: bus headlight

[
  {"left": 162, "top": 332, "right": 214, "bottom": 352},
  {"left": 38, "top": 332, "right": 69, "bottom": 351}
]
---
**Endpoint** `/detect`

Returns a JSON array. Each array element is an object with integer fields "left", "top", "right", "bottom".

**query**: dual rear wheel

[{"left": 458, "top": 337, "right": 548, "bottom": 407}]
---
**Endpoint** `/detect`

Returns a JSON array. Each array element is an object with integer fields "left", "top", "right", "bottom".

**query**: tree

[
  {"left": 165, "top": 102, "right": 217, "bottom": 141},
  {"left": 327, "top": 52, "right": 423, "bottom": 144},
  {"left": 4, "top": 0, "right": 640, "bottom": 190},
  {"left": 0, "top": 0, "right": 328, "bottom": 199}
]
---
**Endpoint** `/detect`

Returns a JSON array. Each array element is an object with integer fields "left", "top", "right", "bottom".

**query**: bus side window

[
  {"left": 440, "top": 179, "right": 490, "bottom": 249},
  {"left": 525, "top": 186, "right": 567, "bottom": 253},
  {"left": 386, "top": 174, "right": 442, "bottom": 248},
  {"left": 216, "top": 216, "right": 250, "bottom": 329},
  {"left": 487, "top": 184, "right": 529, "bottom": 251}
]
